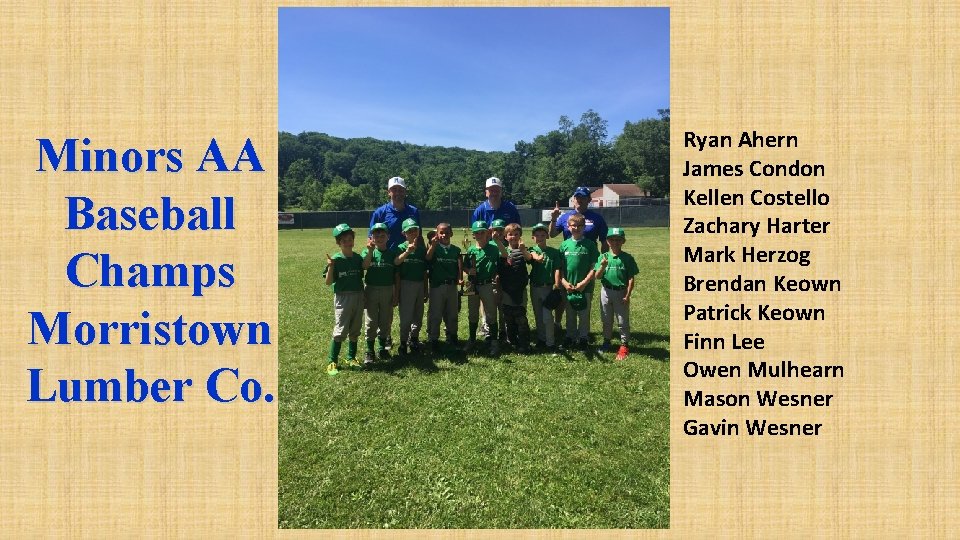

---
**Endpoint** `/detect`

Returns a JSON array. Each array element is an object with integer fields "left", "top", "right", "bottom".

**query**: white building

[{"left": 567, "top": 184, "right": 649, "bottom": 208}]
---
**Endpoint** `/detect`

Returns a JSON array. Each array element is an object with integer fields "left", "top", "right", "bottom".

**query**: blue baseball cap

[{"left": 573, "top": 186, "right": 591, "bottom": 198}]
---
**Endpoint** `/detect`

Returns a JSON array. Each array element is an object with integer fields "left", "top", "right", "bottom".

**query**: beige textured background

[
  {"left": 1, "top": 0, "right": 957, "bottom": 536},
  {"left": 672, "top": 1, "right": 960, "bottom": 537}
]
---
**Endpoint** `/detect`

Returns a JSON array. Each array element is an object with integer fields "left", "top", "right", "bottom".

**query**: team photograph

[{"left": 277, "top": 7, "right": 670, "bottom": 529}]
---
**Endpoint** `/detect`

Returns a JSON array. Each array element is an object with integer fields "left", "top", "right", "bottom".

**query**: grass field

[{"left": 278, "top": 227, "right": 669, "bottom": 529}]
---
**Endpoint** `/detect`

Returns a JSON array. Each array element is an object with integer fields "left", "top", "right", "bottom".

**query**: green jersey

[
  {"left": 396, "top": 241, "right": 428, "bottom": 282},
  {"left": 559, "top": 237, "right": 600, "bottom": 294},
  {"left": 467, "top": 243, "right": 501, "bottom": 282},
  {"left": 361, "top": 246, "right": 398, "bottom": 287},
  {"left": 595, "top": 251, "right": 638, "bottom": 289},
  {"left": 325, "top": 252, "right": 363, "bottom": 293},
  {"left": 428, "top": 243, "right": 461, "bottom": 286},
  {"left": 529, "top": 245, "right": 563, "bottom": 287}
]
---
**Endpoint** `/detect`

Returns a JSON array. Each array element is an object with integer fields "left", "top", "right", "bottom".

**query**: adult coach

[
  {"left": 470, "top": 177, "right": 520, "bottom": 341},
  {"left": 550, "top": 186, "right": 609, "bottom": 252},
  {"left": 370, "top": 176, "right": 421, "bottom": 250},
  {"left": 471, "top": 177, "right": 521, "bottom": 227}
]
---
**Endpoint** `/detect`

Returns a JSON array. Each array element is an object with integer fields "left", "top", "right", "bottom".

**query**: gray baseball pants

[
  {"left": 332, "top": 291, "right": 363, "bottom": 342},
  {"left": 468, "top": 283, "right": 498, "bottom": 339},
  {"left": 565, "top": 292, "right": 592, "bottom": 341},
  {"left": 428, "top": 283, "right": 459, "bottom": 341},
  {"left": 530, "top": 285, "right": 558, "bottom": 346},
  {"left": 364, "top": 284, "right": 394, "bottom": 343},
  {"left": 600, "top": 286, "right": 630, "bottom": 343},
  {"left": 398, "top": 279, "right": 425, "bottom": 343}
]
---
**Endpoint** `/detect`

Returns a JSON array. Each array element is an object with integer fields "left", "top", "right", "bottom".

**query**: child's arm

[
  {"left": 457, "top": 254, "right": 464, "bottom": 284},
  {"left": 422, "top": 270, "right": 429, "bottom": 302},
  {"left": 394, "top": 239, "right": 418, "bottom": 265},
  {"left": 595, "top": 253, "right": 609, "bottom": 279},
  {"left": 560, "top": 266, "right": 574, "bottom": 292},
  {"left": 425, "top": 234, "right": 438, "bottom": 261},
  {"left": 552, "top": 268, "right": 561, "bottom": 290},
  {"left": 324, "top": 254, "right": 335, "bottom": 286},
  {"left": 518, "top": 239, "right": 539, "bottom": 262},
  {"left": 623, "top": 255, "right": 638, "bottom": 302},
  {"left": 576, "top": 269, "right": 596, "bottom": 292},
  {"left": 496, "top": 240, "right": 509, "bottom": 258},
  {"left": 392, "top": 273, "right": 400, "bottom": 307},
  {"left": 362, "top": 238, "right": 376, "bottom": 270}
]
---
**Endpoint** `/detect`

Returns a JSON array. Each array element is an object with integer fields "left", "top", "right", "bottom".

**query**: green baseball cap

[
  {"left": 532, "top": 223, "right": 548, "bottom": 232},
  {"left": 490, "top": 219, "right": 506, "bottom": 229},
  {"left": 567, "top": 291, "right": 588, "bottom": 311},
  {"left": 332, "top": 223, "right": 353, "bottom": 238},
  {"left": 471, "top": 220, "right": 488, "bottom": 233},
  {"left": 401, "top": 218, "right": 420, "bottom": 232},
  {"left": 370, "top": 222, "right": 388, "bottom": 233},
  {"left": 608, "top": 227, "right": 626, "bottom": 238}
]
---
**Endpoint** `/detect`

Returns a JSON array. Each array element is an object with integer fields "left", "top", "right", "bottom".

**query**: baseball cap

[
  {"left": 387, "top": 176, "right": 406, "bottom": 189},
  {"left": 567, "top": 291, "right": 588, "bottom": 311},
  {"left": 485, "top": 177, "right": 503, "bottom": 189},
  {"left": 532, "top": 223, "right": 548, "bottom": 232},
  {"left": 608, "top": 227, "right": 626, "bottom": 238},
  {"left": 332, "top": 223, "right": 353, "bottom": 238},
  {"left": 401, "top": 218, "right": 420, "bottom": 232},
  {"left": 471, "top": 220, "right": 488, "bottom": 233},
  {"left": 573, "top": 186, "right": 591, "bottom": 198},
  {"left": 370, "top": 222, "right": 388, "bottom": 233},
  {"left": 490, "top": 219, "right": 506, "bottom": 229}
]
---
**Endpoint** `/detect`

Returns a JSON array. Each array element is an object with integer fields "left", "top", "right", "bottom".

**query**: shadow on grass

[
  {"left": 366, "top": 353, "right": 440, "bottom": 375},
  {"left": 408, "top": 355, "right": 440, "bottom": 373},
  {"left": 630, "top": 331, "right": 670, "bottom": 362},
  {"left": 359, "top": 332, "right": 670, "bottom": 374}
]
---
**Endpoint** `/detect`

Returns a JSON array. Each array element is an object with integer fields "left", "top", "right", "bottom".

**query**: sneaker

[
  {"left": 364, "top": 351, "right": 375, "bottom": 367},
  {"left": 535, "top": 339, "right": 547, "bottom": 350},
  {"left": 616, "top": 345, "right": 629, "bottom": 361},
  {"left": 409, "top": 340, "right": 422, "bottom": 354},
  {"left": 378, "top": 349, "right": 391, "bottom": 360},
  {"left": 347, "top": 357, "right": 361, "bottom": 368},
  {"left": 397, "top": 342, "right": 408, "bottom": 357},
  {"left": 326, "top": 362, "right": 339, "bottom": 376},
  {"left": 489, "top": 340, "right": 500, "bottom": 356},
  {"left": 384, "top": 336, "right": 393, "bottom": 350},
  {"left": 597, "top": 342, "right": 612, "bottom": 354},
  {"left": 463, "top": 340, "right": 476, "bottom": 353}
]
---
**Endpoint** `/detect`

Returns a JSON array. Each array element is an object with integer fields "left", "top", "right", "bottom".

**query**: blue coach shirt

[
  {"left": 470, "top": 200, "right": 522, "bottom": 228},
  {"left": 370, "top": 202, "right": 420, "bottom": 250},
  {"left": 554, "top": 209, "right": 608, "bottom": 246}
]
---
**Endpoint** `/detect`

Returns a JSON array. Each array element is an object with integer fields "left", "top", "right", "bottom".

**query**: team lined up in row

[{"left": 323, "top": 215, "right": 638, "bottom": 375}]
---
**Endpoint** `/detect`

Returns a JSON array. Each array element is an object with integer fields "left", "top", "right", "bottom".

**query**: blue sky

[{"left": 279, "top": 8, "right": 669, "bottom": 152}]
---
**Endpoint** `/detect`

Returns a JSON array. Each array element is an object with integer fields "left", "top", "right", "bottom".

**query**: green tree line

[{"left": 279, "top": 109, "right": 669, "bottom": 211}]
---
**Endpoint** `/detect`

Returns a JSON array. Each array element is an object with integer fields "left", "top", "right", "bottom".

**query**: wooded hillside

[{"left": 279, "top": 109, "right": 669, "bottom": 211}]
